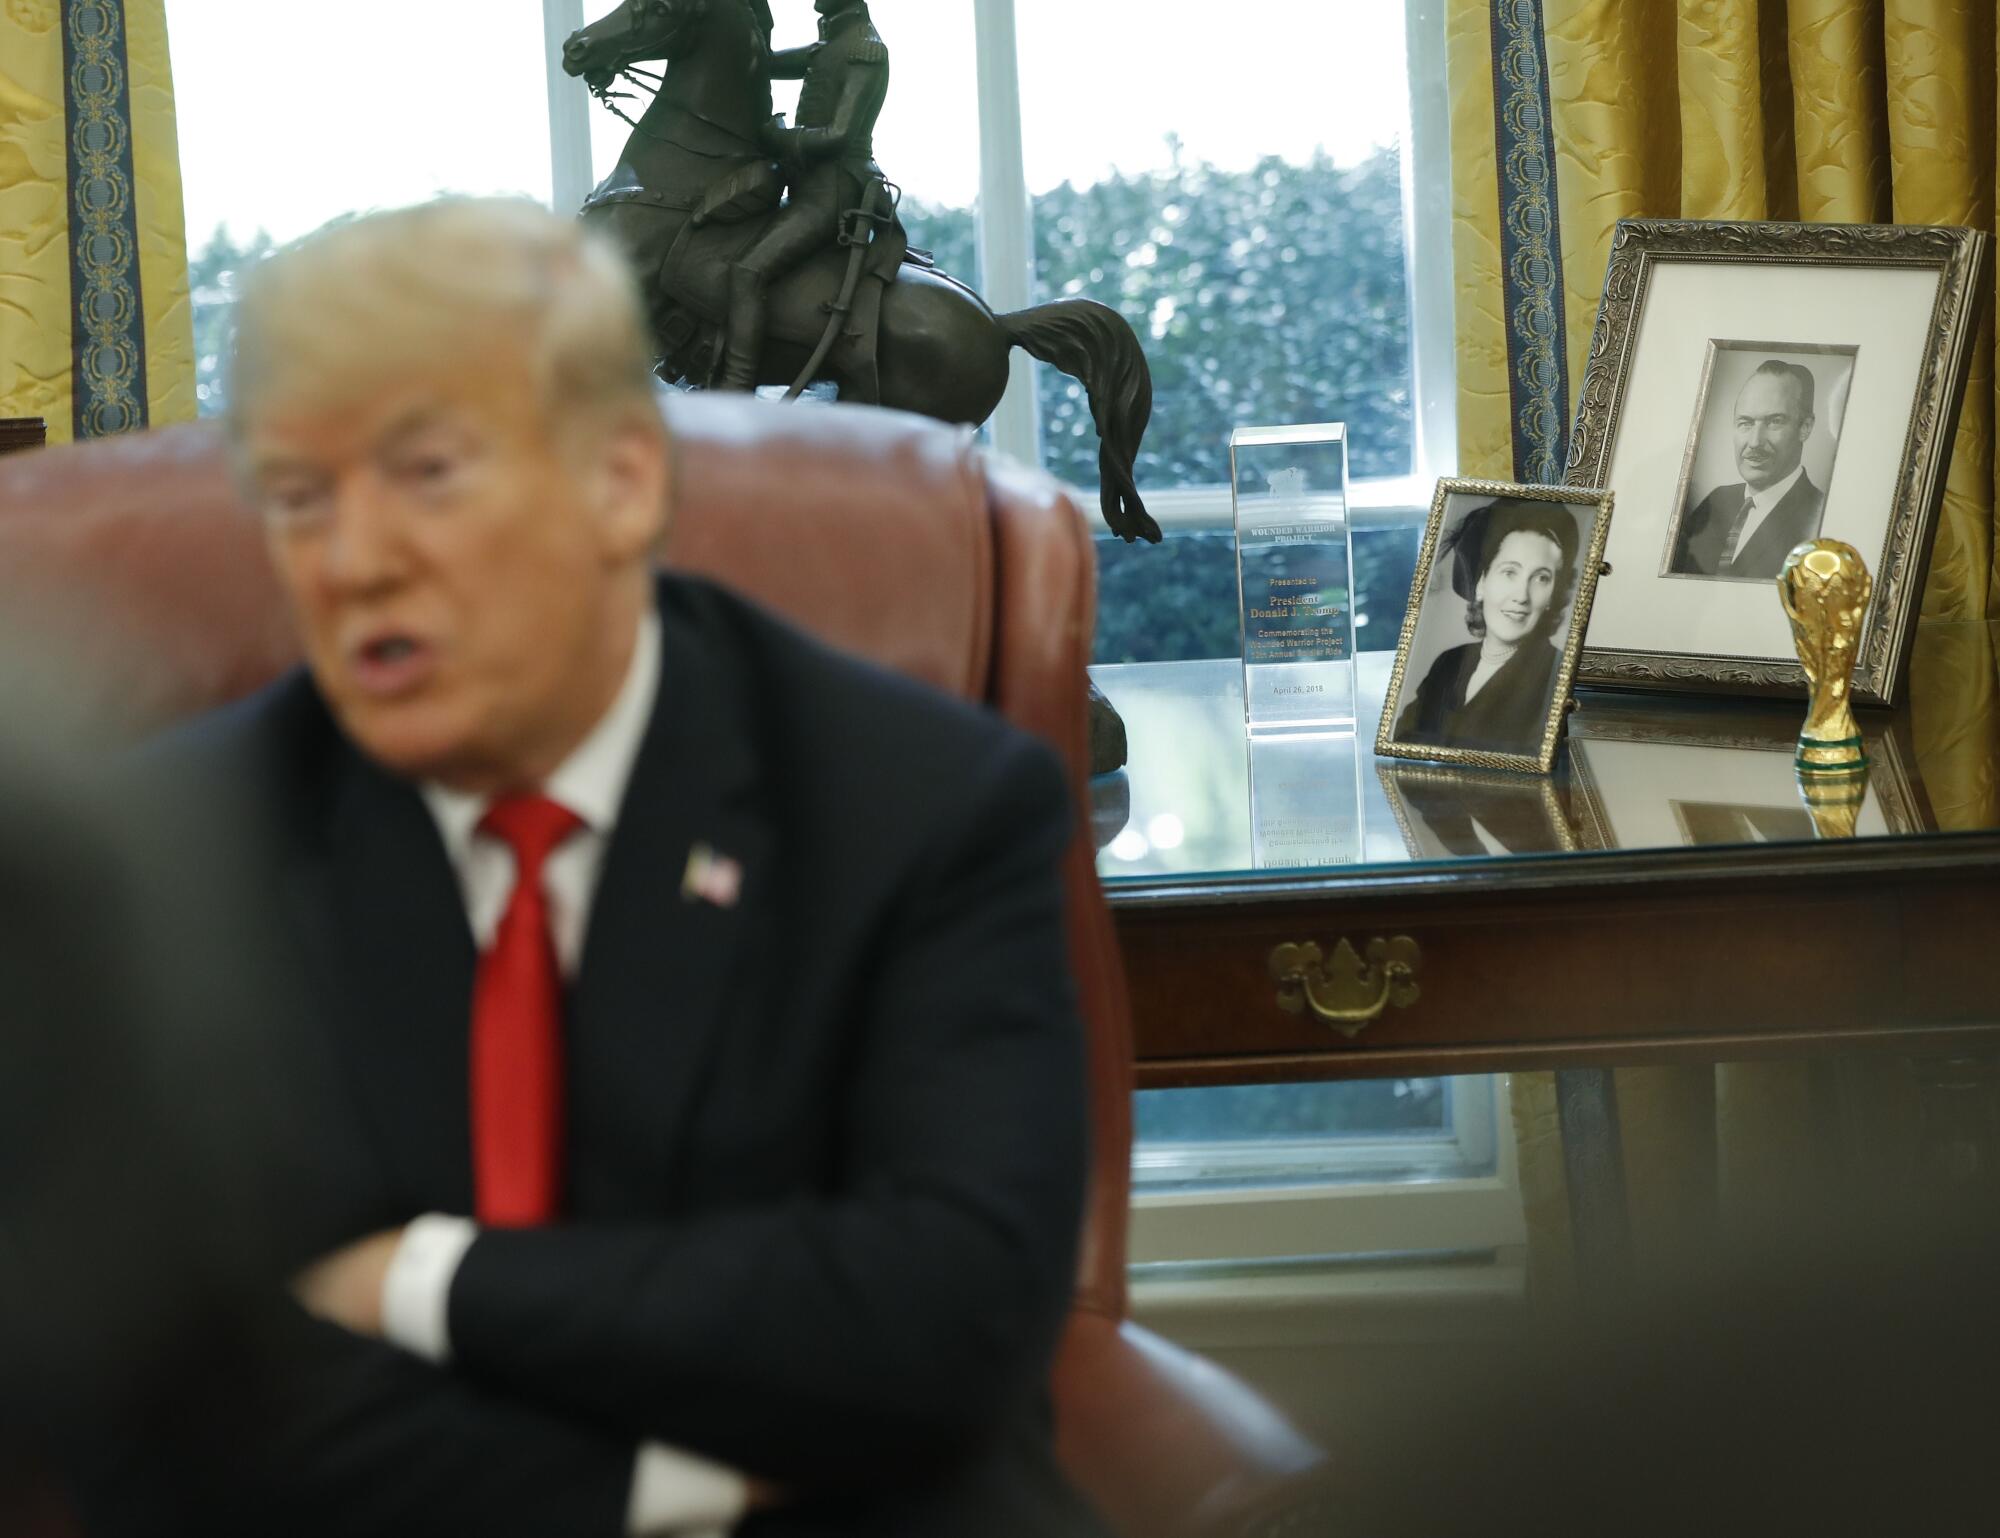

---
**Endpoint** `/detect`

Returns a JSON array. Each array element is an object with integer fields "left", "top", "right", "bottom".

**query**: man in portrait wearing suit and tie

[
  {"left": 1670, "top": 358, "right": 1827, "bottom": 581},
  {"left": 139, "top": 198, "right": 1107, "bottom": 1538}
]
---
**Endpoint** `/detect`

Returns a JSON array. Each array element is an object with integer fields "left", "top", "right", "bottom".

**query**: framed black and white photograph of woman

[
  {"left": 1566, "top": 218, "right": 1990, "bottom": 704},
  {"left": 1376, "top": 480, "right": 1614, "bottom": 775}
]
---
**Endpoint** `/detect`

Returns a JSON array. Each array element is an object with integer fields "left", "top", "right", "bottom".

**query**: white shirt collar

[
  {"left": 421, "top": 608, "right": 662, "bottom": 862},
  {"left": 1746, "top": 462, "right": 1807, "bottom": 517}
]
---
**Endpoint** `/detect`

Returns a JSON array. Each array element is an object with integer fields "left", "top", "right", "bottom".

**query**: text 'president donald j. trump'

[
  {"left": 144, "top": 197, "right": 1108, "bottom": 1538},
  {"left": 1670, "top": 358, "right": 1827, "bottom": 582}
]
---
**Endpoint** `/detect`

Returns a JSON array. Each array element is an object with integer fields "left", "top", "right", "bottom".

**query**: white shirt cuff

[
  {"left": 626, "top": 1442, "right": 750, "bottom": 1536},
  {"left": 379, "top": 1213, "right": 480, "bottom": 1364}
]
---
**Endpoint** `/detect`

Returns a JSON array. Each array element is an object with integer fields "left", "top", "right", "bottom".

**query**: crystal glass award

[{"left": 1231, "top": 423, "right": 1357, "bottom": 733}]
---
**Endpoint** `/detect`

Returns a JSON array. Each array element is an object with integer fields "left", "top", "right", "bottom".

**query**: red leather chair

[{"left": 0, "top": 394, "right": 1328, "bottom": 1537}]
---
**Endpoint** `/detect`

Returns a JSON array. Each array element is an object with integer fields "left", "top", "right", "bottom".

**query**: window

[
  {"left": 169, "top": 0, "right": 558, "bottom": 416},
  {"left": 943, "top": 1, "right": 1509, "bottom": 1267},
  {"left": 1013, "top": 2, "right": 1419, "bottom": 497},
  {"left": 169, "top": 0, "right": 1510, "bottom": 1267}
]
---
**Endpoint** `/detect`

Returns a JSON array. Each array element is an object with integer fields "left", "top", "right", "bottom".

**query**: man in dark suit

[
  {"left": 145, "top": 198, "right": 1104, "bottom": 1537},
  {"left": 1670, "top": 359, "right": 1826, "bottom": 580}
]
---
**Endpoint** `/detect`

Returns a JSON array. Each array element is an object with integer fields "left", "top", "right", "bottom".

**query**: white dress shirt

[
  {"left": 1726, "top": 462, "right": 1808, "bottom": 567},
  {"left": 376, "top": 609, "right": 749, "bottom": 1537}
]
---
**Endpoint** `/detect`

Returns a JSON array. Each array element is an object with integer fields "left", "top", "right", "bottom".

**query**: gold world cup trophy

[{"left": 1778, "top": 539, "right": 1871, "bottom": 835}]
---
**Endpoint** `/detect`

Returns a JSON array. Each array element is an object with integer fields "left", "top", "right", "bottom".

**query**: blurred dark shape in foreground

[
  {"left": 1331, "top": 1194, "right": 2000, "bottom": 1538},
  {"left": 0, "top": 639, "right": 312, "bottom": 1536}
]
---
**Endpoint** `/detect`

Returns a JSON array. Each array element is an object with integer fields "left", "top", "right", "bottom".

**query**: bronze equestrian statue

[{"left": 562, "top": 0, "right": 1158, "bottom": 546}]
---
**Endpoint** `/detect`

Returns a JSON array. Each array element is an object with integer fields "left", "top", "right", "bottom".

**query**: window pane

[
  {"left": 168, "top": 0, "right": 553, "bottom": 416},
  {"left": 858, "top": 2, "right": 981, "bottom": 268},
  {"left": 1133, "top": 1076, "right": 1500, "bottom": 1192},
  {"left": 1013, "top": 1, "right": 1417, "bottom": 493},
  {"left": 1137, "top": 1080, "right": 1448, "bottom": 1141}
]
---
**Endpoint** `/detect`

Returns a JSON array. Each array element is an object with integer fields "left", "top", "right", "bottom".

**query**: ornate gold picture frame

[
  {"left": 1564, "top": 218, "right": 1990, "bottom": 705},
  {"left": 1376, "top": 479, "right": 1614, "bottom": 776}
]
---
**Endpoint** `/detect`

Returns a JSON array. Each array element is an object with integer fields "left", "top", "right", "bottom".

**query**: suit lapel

[
  {"left": 308, "top": 745, "right": 481, "bottom": 1214},
  {"left": 566, "top": 582, "right": 774, "bottom": 1215},
  {"left": 1733, "top": 471, "right": 1822, "bottom": 576},
  {"left": 1691, "top": 485, "right": 1746, "bottom": 574}
]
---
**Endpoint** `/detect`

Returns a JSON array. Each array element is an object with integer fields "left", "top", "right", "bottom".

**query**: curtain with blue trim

[{"left": 1, "top": 0, "right": 193, "bottom": 442}]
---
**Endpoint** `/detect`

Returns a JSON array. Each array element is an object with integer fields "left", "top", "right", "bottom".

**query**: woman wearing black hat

[{"left": 1395, "top": 498, "right": 1579, "bottom": 757}]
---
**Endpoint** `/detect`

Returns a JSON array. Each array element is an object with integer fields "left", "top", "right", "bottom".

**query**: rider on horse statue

[{"left": 720, "top": 0, "right": 891, "bottom": 392}]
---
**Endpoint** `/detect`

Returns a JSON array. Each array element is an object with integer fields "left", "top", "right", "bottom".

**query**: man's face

[
  {"left": 245, "top": 352, "right": 667, "bottom": 793},
  {"left": 1732, "top": 370, "right": 1813, "bottom": 491}
]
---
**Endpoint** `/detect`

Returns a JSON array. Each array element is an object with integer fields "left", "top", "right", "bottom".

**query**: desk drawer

[{"left": 1112, "top": 873, "right": 2000, "bottom": 1086}]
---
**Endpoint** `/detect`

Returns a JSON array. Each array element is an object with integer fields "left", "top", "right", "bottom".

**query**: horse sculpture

[{"left": 561, "top": 0, "right": 1159, "bottom": 545}]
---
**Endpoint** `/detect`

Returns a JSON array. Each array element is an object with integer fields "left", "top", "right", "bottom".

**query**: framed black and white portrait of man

[
  {"left": 1665, "top": 343, "right": 1857, "bottom": 583},
  {"left": 1565, "top": 219, "right": 1990, "bottom": 705}
]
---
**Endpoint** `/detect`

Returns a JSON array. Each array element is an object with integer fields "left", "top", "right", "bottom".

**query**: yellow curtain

[
  {"left": 1447, "top": 1, "right": 1994, "bottom": 1294},
  {"left": 1, "top": 0, "right": 194, "bottom": 442}
]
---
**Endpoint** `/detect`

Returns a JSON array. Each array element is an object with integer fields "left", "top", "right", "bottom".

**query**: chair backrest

[{"left": 0, "top": 394, "right": 1135, "bottom": 1319}]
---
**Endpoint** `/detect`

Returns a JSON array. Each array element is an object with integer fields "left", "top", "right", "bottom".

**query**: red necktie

[{"left": 471, "top": 794, "right": 583, "bottom": 1227}]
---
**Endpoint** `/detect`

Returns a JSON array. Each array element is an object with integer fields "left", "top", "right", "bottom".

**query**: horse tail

[{"left": 999, "top": 299, "right": 1158, "bottom": 544}]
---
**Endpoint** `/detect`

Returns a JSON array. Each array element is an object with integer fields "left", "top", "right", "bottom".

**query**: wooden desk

[{"left": 1092, "top": 655, "right": 2000, "bottom": 1284}]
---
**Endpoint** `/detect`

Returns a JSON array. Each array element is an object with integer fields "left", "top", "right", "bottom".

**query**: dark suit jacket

[
  {"left": 1672, "top": 469, "right": 1824, "bottom": 580},
  {"left": 141, "top": 575, "right": 1104, "bottom": 1538},
  {"left": 1394, "top": 639, "right": 1560, "bottom": 759}
]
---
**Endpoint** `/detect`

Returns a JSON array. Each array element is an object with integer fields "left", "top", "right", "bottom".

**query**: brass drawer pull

[{"left": 1268, "top": 937, "right": 1422, "bottom": 1039}]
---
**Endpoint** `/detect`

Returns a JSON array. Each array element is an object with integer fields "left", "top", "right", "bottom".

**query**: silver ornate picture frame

[{"left": 1564, "top": 219, "right": 1990, "bottom": 705}]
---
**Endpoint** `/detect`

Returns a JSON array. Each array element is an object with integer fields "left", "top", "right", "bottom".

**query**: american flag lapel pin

[{"left": 681, "top": 842, "right": 744, "bottom": 909}]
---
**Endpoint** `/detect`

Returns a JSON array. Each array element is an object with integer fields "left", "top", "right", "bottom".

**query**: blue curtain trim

[
  {"left": 62, "top": 0, "right": 149, "bottom": 440},
  {"left": 1489, "top": 0, "right": 1568, "bottom": 484}
]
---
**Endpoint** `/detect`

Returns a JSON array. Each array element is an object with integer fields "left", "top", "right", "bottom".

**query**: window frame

[{"left": 545, "top": 0, "right": 595, "bottom": 218}]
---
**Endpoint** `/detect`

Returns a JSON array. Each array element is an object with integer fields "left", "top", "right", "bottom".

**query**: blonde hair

[{"left": 228, "top": 197, "right": 660, "bottom": 449}]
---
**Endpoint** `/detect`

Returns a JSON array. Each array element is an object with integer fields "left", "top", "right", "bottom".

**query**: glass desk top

[{"left": 1090, "top": 653, "right": 1969, "bottom": 888}]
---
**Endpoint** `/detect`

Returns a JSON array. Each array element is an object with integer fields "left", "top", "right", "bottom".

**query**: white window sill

[
  {"left": 1130, "top": 1248, "right": 1528, "bottom": 1350},
  {"left": 1132, "top": 1170, "right": 1526, "bottom": 1264},
  {"left": 1075, "top": 477, "right": 1436, "bottom": 536}
]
